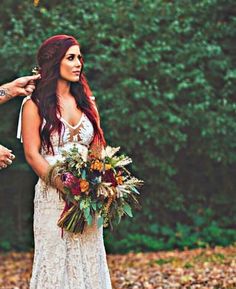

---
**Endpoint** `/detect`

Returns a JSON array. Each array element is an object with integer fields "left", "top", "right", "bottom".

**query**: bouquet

[{"left": 47, "top": 145, "right": 143, "bottom": 234}]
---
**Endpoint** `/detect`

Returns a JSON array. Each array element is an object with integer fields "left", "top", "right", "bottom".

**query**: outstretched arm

[
  {"left": 0, "top": 74, "right": 40, "bottom": 105},
  {"left": 0, "top": 75, "right": 41, "bottom": 169}
]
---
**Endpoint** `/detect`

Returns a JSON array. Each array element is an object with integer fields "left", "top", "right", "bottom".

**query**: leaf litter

[{"left": 0, "top": 245, "right": 235, "bottom": 289}]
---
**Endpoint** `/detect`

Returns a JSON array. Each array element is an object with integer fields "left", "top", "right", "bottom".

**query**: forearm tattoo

[{"left": 0, "top": 86, "right": 14, "bottom": 103}]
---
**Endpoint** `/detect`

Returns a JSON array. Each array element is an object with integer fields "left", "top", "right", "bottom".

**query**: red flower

[
  {"left": 71, "top": 181, "right": 81, "bottom": 196},
  {"left": 102, "top": 169, "right": 117, "bottom": 187},
  {"left": 62, "top": 173, "right": 82, "bottom": 195}
]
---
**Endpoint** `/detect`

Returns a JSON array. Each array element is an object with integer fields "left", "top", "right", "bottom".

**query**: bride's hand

[
  {"left": 53, "top": 175, "right": 77, "bottom": 205},
  {"left": 53, "top": 175, "right": 66, "bottom": 194}
]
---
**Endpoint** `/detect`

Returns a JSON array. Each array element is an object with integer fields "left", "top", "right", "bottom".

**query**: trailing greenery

[{"left": 0, "top": 0, "right": 236, "bottom": 252}]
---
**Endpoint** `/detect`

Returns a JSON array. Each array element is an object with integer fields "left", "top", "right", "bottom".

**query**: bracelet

[{"left": 44, "top": 165, "right": 61, "bottom": 188}]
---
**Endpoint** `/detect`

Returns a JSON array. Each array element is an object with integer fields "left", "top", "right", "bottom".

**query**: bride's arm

[
  {"left": 22, "top": 99, "right": 64, "bottom": 191},
  {"left": 22, "top": 99, "right": 49, "bottom": 179}
]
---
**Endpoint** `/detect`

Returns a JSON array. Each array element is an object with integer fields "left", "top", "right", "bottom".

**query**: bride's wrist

[
  {"left": 53, "top": 175, "right": 65, "bottom": 192},
  {"left": 43, "top": 166, "right": 65, "bottom": 193}
]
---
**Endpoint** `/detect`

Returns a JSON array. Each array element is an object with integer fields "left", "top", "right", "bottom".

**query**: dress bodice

[
  {"left": 17, "top": 96, "right": 95, "bottom": 165},
  {"left": 60, "top": 113, "right": 94, "bottom": 147},
  {"left": 41, "top": 112, "right": 94, "bottom": 158}
]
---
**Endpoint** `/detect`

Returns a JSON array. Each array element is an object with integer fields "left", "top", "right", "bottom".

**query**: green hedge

[{"left": 0, "top": 0, "right": 236, "bottom": 252}]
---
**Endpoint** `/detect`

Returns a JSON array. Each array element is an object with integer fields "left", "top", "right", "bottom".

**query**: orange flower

[
  {"left": 90, "top": 160, "right": 103, "bottom": 171},
  {"left": 116, "top": 176, "right": 123, "bottom": 185},
  {"left": 34, "top": 0, "right": 40, "bottom": 6},
  {"left": 79, "top": 179, "right": 90, "bottom": 193},
  {"left": 105, "top": 163, "right": 112, "bottom": 170}
]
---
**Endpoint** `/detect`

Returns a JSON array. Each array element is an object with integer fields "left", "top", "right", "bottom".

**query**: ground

[{"left": 0, "top": 245, "right": 235, "bottom": 289}]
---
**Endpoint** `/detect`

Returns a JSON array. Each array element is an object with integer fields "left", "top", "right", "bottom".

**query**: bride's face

[{"left": 60, "top": 45, "right": 82, "bottom": 82}]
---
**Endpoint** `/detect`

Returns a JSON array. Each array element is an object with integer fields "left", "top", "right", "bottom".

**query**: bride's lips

[{"left": 73, "top": 71, "right": 81, "bottom": 75}]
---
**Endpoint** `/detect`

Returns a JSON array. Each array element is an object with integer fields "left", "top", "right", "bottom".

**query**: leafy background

[{"left": 0, "top": 0, "right": 235, "bottom": 253}]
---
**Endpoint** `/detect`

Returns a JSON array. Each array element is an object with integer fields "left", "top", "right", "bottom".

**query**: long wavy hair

[{"left": 31, "top": 35, "right": 105, "bottom": 154}]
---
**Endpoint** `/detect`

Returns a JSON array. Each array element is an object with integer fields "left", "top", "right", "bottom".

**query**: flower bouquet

[{"left": 47, "top": 145, "right": 143, "bottom": 234}]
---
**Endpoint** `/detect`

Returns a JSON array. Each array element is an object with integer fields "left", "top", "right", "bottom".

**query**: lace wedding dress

[{"left": 17, "top": 96, "right": 113, "bottom": 289}]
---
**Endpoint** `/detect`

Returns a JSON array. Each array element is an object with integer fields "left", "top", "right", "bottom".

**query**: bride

[{"left": 18, "top": 35, "right": 112, "bottom": 289}]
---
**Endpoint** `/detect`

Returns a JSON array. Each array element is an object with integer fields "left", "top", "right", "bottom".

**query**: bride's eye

[{"left": 68, "top": 55, "right": 74, "bottom": 61}]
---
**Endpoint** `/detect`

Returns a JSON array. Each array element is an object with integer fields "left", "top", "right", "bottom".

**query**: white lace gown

[{"left": 17, "top": 97, "right": 113, "bottom": 289}]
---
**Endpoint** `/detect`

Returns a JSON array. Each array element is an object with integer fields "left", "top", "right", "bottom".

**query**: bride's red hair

[{"left": 31, "top": 34, "right": 105, "bottom": 153}]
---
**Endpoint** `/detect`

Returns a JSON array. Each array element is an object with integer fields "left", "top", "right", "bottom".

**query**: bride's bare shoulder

[
  {"left": 22, "top": 98, "right": 40, "bottom": 120},
  {"left": 23, "top": 98, "right": 38, "bottom": 112}
]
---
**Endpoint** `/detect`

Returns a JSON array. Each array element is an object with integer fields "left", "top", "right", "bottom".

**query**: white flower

[
  {"left": 113, "top": 156, "right": 132, "bottom": 167},
  {"left": 97, "top": 183, "right": 115, "bottom": 198},
  {"left": 116, "top": 185, "right": 128, "bottom": 198},
  {"left": 103, "top": 146, "right": 121, "bottom": 158},
  {"left": 125, "top": 177, "right": 143, "bottom": 187}
]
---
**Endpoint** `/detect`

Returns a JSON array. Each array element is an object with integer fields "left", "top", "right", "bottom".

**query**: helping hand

[
  {"left": 0, "top": 144, "right": 15, "bottom": 170},
  {"left": 4, "top": 74, "right": 41, "bottom": 98}
]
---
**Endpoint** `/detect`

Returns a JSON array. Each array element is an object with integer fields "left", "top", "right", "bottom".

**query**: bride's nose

[{"left": 75, "top": 58, "right": 81, "bottom": 67}]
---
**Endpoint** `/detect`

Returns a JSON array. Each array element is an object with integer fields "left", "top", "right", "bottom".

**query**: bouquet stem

[{"left": 57, "top": 204, "right": 86, "bottom": 234}]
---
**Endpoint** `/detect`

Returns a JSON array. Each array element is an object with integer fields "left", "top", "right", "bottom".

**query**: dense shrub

[{"left": 0, "top": 0, "right": 236, "bottom": 252}]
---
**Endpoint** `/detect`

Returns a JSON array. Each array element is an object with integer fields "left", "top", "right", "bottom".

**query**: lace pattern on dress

[{"left": 30, "top": 181, "right": 112, "bottom": 289}]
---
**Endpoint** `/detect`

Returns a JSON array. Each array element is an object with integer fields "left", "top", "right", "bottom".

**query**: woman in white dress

[{"left": 19, "top": 35, "right": 112, "bottom": 289}]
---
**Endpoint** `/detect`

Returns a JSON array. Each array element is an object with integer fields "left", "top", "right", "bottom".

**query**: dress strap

[{"left": 16, "top": 95, "right": 32, "bottom": 143}]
